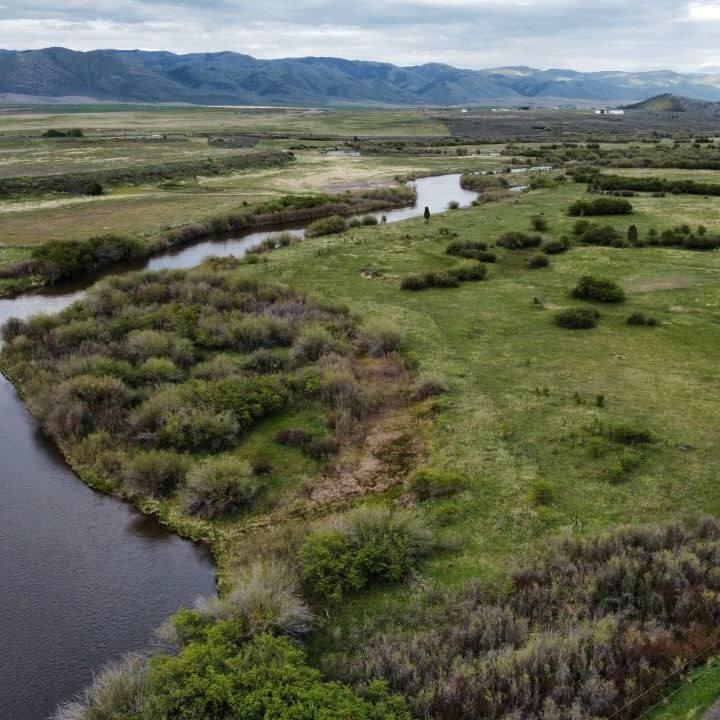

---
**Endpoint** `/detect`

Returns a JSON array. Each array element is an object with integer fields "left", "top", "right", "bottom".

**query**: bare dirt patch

[{"left": 624, "top": 273, "right": 696, "bottom": 294}]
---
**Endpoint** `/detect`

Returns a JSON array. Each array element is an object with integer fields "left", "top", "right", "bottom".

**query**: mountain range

[{"left": 3, "top": 47, "right": 720, "bottom": 106}]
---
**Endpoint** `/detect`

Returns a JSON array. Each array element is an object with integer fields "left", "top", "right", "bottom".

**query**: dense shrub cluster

[
  {"left": 627, "top": 312, "right": 659, "bottom": 327},
  {"left": 305, "top": 214, "right": 348, "bottom": 237},
  {"left": 572, "top": 275, "right": 626, "bottom": 303},
  {"left": 526, "top": 254, "right": 549, "bottom": 269},
  {"left": 445, "top": 240, "right": 488, "bottom": 259},
  {"left": 401, "top": 262, "right": 486, "bottom": 290},
  {"left": 568, "top": 197, "right": 633, "bottom": 216},
  {"left": 0, "top": 267, "right": 392, "bottom": 508},
  {"left": 554, "top": 308, "right": 599, "bottom": 329},
  {"left": 299, "top": 507, "right": 432, "bottom": 600},
  {"left": 497, "top": 231, "right": 542, "bottom": 249},
  {"left": 590, "top": 173, "right": 720, "bottom": 196},
  {"left": 459, "top": 173, "right": 509, "bottom": 192},
  {"left": 325, "top": 519, "right": 720, "bottom": 720},
  {"left": 541, "top": 237, "right": 569, "bottom": 254},
  {"left": 647, "top": 224, "right": 720, "bottom": 250},
  {"left": 54, "top": 565, "right": 410, "bottom": 720}
]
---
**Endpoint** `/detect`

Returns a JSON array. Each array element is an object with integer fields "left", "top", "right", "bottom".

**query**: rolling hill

[{"left": 3, "top": 48, "right": 720, "bottom": 106}]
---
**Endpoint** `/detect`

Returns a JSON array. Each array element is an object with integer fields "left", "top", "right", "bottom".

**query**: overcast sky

[{"left": 1, "top": 1, "right": 720, "bottom": 73}]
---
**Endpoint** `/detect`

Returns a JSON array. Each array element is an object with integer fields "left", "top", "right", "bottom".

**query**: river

[{"left": 0, "top": 174, "right": 478, "bottom": 718}]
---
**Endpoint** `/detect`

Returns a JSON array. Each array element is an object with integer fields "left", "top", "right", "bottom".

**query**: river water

[{"left": 0, "top": 174, "right": 478, "bottom": 719}]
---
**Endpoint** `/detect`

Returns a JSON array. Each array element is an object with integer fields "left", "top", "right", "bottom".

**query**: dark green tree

[
  {"left": 627, "top": 224, "right": 638, "bottom": 245},
  {"left": 424, "top": 206, "right": 430, "bottom": 221}
]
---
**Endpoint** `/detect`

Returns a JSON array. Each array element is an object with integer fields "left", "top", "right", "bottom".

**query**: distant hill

[
  {"left": 626, "top": 93, "right": 720, "bottom": 113},
  {"left": 3, "top": 48, "right": 720, "bottom": 106}
]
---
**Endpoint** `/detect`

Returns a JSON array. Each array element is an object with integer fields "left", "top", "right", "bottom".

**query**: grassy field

[
  {"left": 0, "top": 106, "right": 449, "bottom": 137},
  {"left": 211, "top": 182, "right": 720, "bottom": 588},
  {"left": 645, "top": 659, "right": 720, "bottom": 720},
  {"left": 0, "top": 152, "right": 499, "bottom": 245}
]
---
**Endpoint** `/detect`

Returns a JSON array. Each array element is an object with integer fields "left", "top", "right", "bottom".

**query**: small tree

[
  {"left": 627, "top": 225, "right": 638, "bottom": 245},
  {"left": 424, "top": 206, "right": 431, "bottom": 221}
]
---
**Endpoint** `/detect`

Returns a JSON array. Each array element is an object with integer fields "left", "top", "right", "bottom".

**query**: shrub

[
  {"left": 478, "top": 250, "right": 497, "bottom": 263},
  {"left": 305, "top": 214, "right": 348, "bottom": 237},
  {"left": 409, "top": 468, "right": 465, "bottom": 500},
  {"left": 449, "top": 262, "right": 487, "bottom": 281},
  {"left": 627, "top": 312, "right": 659, "bottom": 327},
  {"left": 567, "top": 197, "right": 633, "bottom": 216},
  {"left": 580, "top": 223, "right": 623, "bottom": 246},
  {"left": 358, "top": 319, "right": 403, "bottom": 357},
  {"left": 627, "top": 224, "right": 639, "bottom": 245},
  {"left": 183, "top": 456, "right": 259, "bottom": 519},
  {"left": 400, "top": 273, "right": 430, "bottom": 291},
  {"left": 497, "top": 231, "right": 541, "bottom": 249},
  {"left": 242, "top": 348, "right": 294, "bottom": 373},
  {"left": 554, "top": 308, "right": 599, "bottom": 329},
  {"left": 50, "top": 653, "right": 148, "bottom": 720},
  {"left": 446, "top": 240, "right": 488, "bottom": 259},
  {"left": 571, "top": 275, "right": 626, "bottom": 303},
  {"left": 541, "top": 238, "right": 569, "bottom": 254},
  {"left": 123, "top": 450, "right": 190, "bottom": 497},
  {"left": 410, "top": 377, "right": 448, "bottom": 401},
  {"left": 572, "top": 219, "right": 591, "bottom": 235},
  {"left": 299, "top": 507, "right": 432, "bottom": 600},
  {"left": 429, "top": 272, "right": 460, "bottom": 288},
  {"left": 275, "top": 427, "right": 314, "bottom": 447},
  {"left": 304, "top": 436, "right": 340, "bottom": 460},
  {"left": 447, "top": 200, "right": 460, "bottom": 210},
  {"left": 292, "top": 326, "right": 336, "bottom": 362},
  {"left": 530, "top": 479, "right": 554, "bottom": 506},
  {"left": 526, "top": 254, "right": 549, "bottom": 269},
  {"left": 606, "top": 422, "right": 653, "bottom": 444},
  {"left": 530, "top": 215, "right": 548, "bottom": 232}
]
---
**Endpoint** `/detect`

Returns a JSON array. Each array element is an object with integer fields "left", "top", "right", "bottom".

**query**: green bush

[
  {"left": 400, "top": 273, "right": 430, "bottom": 290},
  {"left": 409, "top": 468, "right": 465, "bottom": 500},
  {"left": 554, "top": 308, "right": 599, "bottom": 329},
  {"left": 572, "top": 219, "right": 591, "bottom": 235},
  {"left": 541, "top": 238, "right": 569, "bottom": 254},
  {"left": 497, "top": 231, "right": 542, "bottom": 249},
  {"left": 299, "top": 507, "right": 432, "bottom": 600},
  {"left": 305, "top": 214, "right": 348, "bottom": 237},
  {"left": 358, "top": 318, "right": 403, "bottom": 357},
  {"left": 530, "top": 479, "right": 554, "bottom": 506},
  {"left": 123, "top": 450, "right": 189, "bottom": 497},
  {"left": 627, "top": 312, "right": 659, "bottom": 327},
  {"left": 571, "top": 275, "right": 626, "bottom": 303},
  {"left": 579, "top": 224, "right": 623, "bottom": 247},
  {"left": 478, "top": 250, "right": 497, "bottom": 263},
  {"left": 567, "top": 197, "right": 633, "bottom": 216},
  {"left": 400, "top": 272, "right": 459, "bottom": 290},
  {"left": 530, "top": 215, "right": 548, "bottom": 232},
  {"left": 449, "top": 262, "right": 487, "bottom": 281},
  {"left": 183, "top": 456, "right": 259, "bottom": 519},
  {"left": 526, "top": 254, "right": 549, "bottom": 269},
  {"left": 446, "top": 240, "right": 489, "bottom": 259},
  {"left": 292, "top": 326, "right": 336, "bottom": 362}
]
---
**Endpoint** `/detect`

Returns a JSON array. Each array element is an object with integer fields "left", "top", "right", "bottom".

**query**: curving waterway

[{"left": 0, "top": 174, "right": 479, "bottom": 719}]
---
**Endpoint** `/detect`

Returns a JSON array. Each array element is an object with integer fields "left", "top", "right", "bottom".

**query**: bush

[
  {"left": 530, "top": 479, "right": 554, "bottom": 506},
  {"left": 541, "top": 238, "right": 569, "bottom": 254},
  {"left": 400, "top": 273, "right": 430, "bottom": 291},
  {"left": 275, "top": 427, "right": 314, "bottom": 447},
  {"left": 410, "top": 377, "right": 448, "bottom": 401},
  {"left": 571, "top": 275, "right": 626, "bottom": 303},
  {"left": 627, "top": 312, "right": 659, "bottom": 327},
  {"left": 530, "top": 215, "right": 548, "bottom": 232},
  {"left": 292, "top": 326, "right": 336, "bottom": 362},
  {"left": 447, "top": 200, "right": 460, "bottom": 210},
  {"left": 449, "top": 262, "right": 487, "bottom": 281},
  {"left": 299, "top": 507, "right": 432, "bottom": 600},
  {"left": 579, "top": 223, "right": 623, "bottom": 246},
  {"left": 446, "top": 241, "right": 488, "bottom": 259},
  {"left": 359, "top": 319, "right": 403, "bottom": 357},
  {"left": 409, "top": 468, "right": 465, "bottom": 500},
  {"left": 183, "top": 456, "right": 259, "bottom": 519},
  {"left": 497, "top": 231, "right": 542, "bottom": 249},
  {"left": 430, "top": 272, "right": 461, "bottom": 288},
  {"left": 606, "top": 422, "right": 653, "bottom": 444},
  {"left": 478, "top": 250, "right": 497, "bottom": 263},
  {"left": 305, "top": 214, "right": 348, "bottom": 237},
  {"left": 526, "top": 254, "right": 549, "bottom": 269},
  {"left": 572, "top": 219, "right": 591, "bottom": 235},
  {"left": 554, "top": 308, "right": 599, "bottom": 329},
  {"left": 567, "top": 197, "right": 633, "bottom": 216},
  {"left": 123, "top": 450, "right": 189, "bottom": 497},
  {"left": 304, "top": 436, "right": 340, "bottom": 460}
]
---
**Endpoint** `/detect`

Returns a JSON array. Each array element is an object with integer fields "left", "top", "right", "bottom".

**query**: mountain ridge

[{"left": 3, "top": 48, "right": 720, "bottom": 106}]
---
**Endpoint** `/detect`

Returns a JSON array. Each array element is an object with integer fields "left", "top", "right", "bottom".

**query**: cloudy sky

[{"left": 1, "top": 1, "right": 720, "bottom": 72}]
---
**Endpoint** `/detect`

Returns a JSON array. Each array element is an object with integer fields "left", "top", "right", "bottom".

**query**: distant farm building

[{"left": 594, "top": 109, "right": 625, "bottom": 115}]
